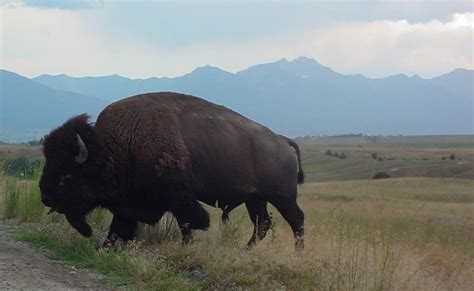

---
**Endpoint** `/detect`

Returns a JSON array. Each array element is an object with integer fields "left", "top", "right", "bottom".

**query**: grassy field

[
  {"left": 298, "top": 135, "right": 474, "bottom": 181},
  {"left": 0, "top": 135, "right": 473, "bottom": 290}
]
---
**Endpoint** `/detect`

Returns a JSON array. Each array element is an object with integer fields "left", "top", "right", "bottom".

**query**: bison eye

[{"left": 59, "top": 174, "right": 73, "bottom": 186}]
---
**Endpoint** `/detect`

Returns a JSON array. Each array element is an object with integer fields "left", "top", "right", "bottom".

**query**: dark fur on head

[{"left": 40, "top": 114, "right": 103, "bottom": 237}]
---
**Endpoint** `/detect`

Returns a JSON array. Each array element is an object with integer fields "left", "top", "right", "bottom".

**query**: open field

[
  {"left": 298, "top": 135, "right": 474, "bottom": 182},
  {"left": 0, "top": 144, "right": 43, "bottom": 161},
  {"left": 0, "top": 135, "right": 473, "bottom": 289}
]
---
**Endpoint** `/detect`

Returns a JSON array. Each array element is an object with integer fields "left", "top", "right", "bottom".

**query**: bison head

[{"left": 39, "top": 114, "right": 103, "bottom": 237}]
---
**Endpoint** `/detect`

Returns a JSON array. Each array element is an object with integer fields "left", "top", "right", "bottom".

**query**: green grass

[
  {"left": 2, "top": 177, "right": 45, "bottom": 221},
  {"left": 299, "top": 136, "right": 474, "bottom": 182}
]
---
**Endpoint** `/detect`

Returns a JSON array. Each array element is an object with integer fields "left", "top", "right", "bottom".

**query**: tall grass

[
  {"left": 1, "top": 170, "right": 472, "bottom": 289},
  {"left": 1, "top": 176, "right": 44, "bottom": 221}
]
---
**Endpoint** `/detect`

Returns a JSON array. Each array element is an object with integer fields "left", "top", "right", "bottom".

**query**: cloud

[
  {"left": 3, "top": 0, "right": 102, "bottom": 10},
  {"left": 296, "top": 12, "right": 474, "bottom": 78},
  {"left": 0, "top": 4, "right": 168, "bottom": 77},
  {"left": 0, "top": 3, "right": 472, "bottom": 79},
  {"left": 160, "top": 12, "right": 473, "bottom": 78}
]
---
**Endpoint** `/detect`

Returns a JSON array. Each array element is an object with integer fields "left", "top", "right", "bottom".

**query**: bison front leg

[
  {"left": 171, "top": 192, "right": 210, "bottom": 245},
  {"left": 103, "top": 215, "right": 138, "bottom": 247}
]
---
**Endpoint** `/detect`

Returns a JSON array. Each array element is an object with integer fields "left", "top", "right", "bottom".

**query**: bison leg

[
  {"left": 171, "top": 192, "right": 210, "bottom": 245},
  {"left": 103, "top": 215, "right": 138, "bottom": 247},
  {"left": 220, "top": 203, "right": 239, "bottom": 224},
  {"left": 270, "top": 197, "right": 305, "bottom": 250},
  {"left": 245, "top": 199, "right": 272, "bottom": 248}
]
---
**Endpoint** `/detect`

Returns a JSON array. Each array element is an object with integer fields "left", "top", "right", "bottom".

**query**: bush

[
  {"left": 3, "top": 157, "right": 42, "bottom": 178},
  {"left": 372, "top": 172, "right": 391, "bottom": 179},
  {"left": 372, "top": 153, "right": 378, "bottom": 160},
  {"left": 339, "top": 152, "right": 347, "bottom": 159},
  {"left": 449, "top": 154, "right": 456, "bottom": 160},
  {"left": 325, "top": 149, "right": 333, "bottom": 156}
]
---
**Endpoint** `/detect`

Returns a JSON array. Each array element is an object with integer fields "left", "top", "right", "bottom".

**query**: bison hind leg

[
  {"left": 269, "top": 196, "right": 305, "bottom": 250},
  {"left": 245, "top": 198, "right": 272, "bottom": 248}
]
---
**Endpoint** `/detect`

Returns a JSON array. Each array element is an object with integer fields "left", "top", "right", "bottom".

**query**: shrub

[
  {"left": 338, "top": 152, "right": 347, "bottom": 159},
  {"left": 372, "top": 172, "right": 391, "bottom": 179},
  {"left": 449, "top": 154, "right": 456, "bottom": 160},
  {"left": 371, "top": 153, "right": 378, "bottom": 160},
  {"left": 325, "top": 149, "right": 333, "bottom": 156},
  {"left": 3, "top": 157, "right": 42, "bottom": 178}
]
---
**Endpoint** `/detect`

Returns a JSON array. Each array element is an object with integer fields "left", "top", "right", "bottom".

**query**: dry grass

[
  {"left": 1, "top": 137, "right": 473, "bottom": 289},
  {"left": 1, "top": 172, "right": 473, "bottom": 289}
]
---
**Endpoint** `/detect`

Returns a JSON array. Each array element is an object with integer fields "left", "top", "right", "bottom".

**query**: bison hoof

[{"left": 102, "top": 239, "right": 115, "bottom": 249}]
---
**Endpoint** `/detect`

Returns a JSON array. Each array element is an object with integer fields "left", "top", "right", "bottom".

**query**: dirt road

[{"left": 0, "top": 223, "right": 112, "bottom": 290}]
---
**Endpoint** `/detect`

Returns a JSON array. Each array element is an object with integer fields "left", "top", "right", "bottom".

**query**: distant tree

[
  {"left": 339, "top": 152, "right": 347, "bottom": 159},
  {"left": 325, "top": 149, "right": 332, "bottom": 156},
  {"left": 372, "top": 172, "right": 391, "bottom": 179},
  {"left": 371, "top": 153, "right": 378, "bottom": 160},
  {"left": 367, "top": 136, "right": 378, "bottom": 143},
  {"left": 449, "top": 154, "right": 456, "bottom": 160}
]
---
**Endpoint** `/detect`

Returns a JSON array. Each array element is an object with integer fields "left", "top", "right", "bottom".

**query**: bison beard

[{"left": 40, "top": 92, "right": 305, "bottom": 250}]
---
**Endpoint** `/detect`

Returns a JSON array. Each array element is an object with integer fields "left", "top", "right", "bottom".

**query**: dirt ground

[{"left": 0, "top": 223, "right": 112, "bottom": 290}]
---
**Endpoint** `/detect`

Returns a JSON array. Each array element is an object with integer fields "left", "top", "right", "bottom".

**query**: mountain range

[{"left": 1, "top": 57, "right": 472, "bottom": 141}]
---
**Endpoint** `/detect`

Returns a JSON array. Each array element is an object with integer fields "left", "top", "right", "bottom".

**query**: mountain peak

[
  {"left": 276, "top": 58, "right": 289, "bottom": 63},
  {"left": 193, "top": 64, "right": 224, "bottom": 72},
  {"left": 189, "top": 65, "right": 234, "bottom": 76},
  {"left": 238, "top": 56, "right": 339, "bottom": 79},
  {"left": 291, "top": 56, "right": 320, "bottom": 65}
]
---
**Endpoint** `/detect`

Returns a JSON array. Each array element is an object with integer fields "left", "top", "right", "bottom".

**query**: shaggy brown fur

[{"left": 40, "top": 92, "right": 305, "bottom": 249}]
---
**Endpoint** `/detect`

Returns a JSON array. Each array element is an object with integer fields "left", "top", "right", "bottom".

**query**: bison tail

[
  {"left": 288, "top": 139, "right": 305, "bottom": 185},
  {"left": 297, "top": 168, "right": 305, "bottom": 185}
]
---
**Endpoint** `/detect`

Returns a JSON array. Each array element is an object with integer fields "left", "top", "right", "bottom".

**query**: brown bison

[{"left": 39, "top": 92, "right": 305, "bottom": 249}]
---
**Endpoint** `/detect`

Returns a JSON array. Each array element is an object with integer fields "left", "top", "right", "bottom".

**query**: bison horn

[{"left": 75, "top": 134, "right": 88, "bottom": 163}]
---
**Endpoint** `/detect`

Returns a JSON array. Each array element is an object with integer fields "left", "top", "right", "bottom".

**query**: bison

[{"left": 39, "top": 92, "right": 305, "bottom": 249}]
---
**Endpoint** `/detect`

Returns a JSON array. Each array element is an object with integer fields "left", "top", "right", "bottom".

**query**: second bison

[{"left": 39, "top": 92, "right": 305, "bottom": 249}]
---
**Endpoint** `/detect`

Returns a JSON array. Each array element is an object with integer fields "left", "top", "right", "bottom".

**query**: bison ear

[{"left": 75, "top": 134, "right": 89, "bottom": 163}]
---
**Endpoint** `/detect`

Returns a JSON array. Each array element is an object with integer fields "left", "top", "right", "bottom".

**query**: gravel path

[{"left": 0, "top": 223, "right": 113, "bottom": 290}]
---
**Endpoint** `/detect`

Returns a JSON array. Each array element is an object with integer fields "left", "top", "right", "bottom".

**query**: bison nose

[{"left": 42, "top": 197, "right": 52, "bottom": 206}]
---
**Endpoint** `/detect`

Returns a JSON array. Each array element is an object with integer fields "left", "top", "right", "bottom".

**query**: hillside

[{"left": 0, "top": 70, "right": 107, "bottom": 138}]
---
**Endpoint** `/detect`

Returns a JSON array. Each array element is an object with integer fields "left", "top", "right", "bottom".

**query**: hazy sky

[{"left": 1, "top": 0, "right": 473, "bottom": 78}]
